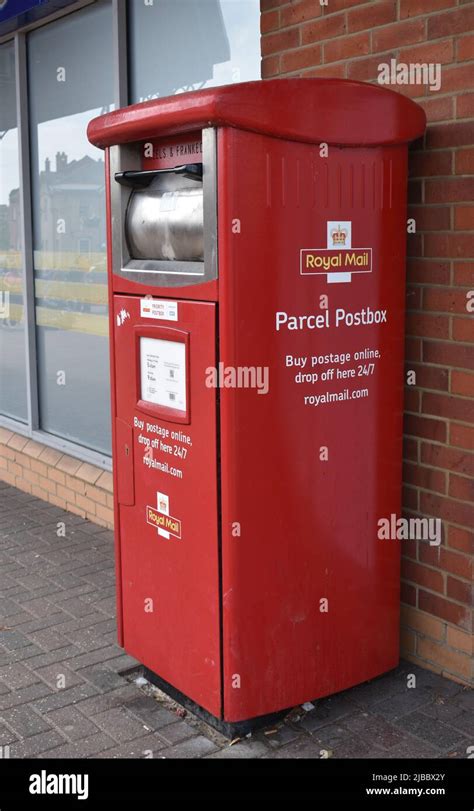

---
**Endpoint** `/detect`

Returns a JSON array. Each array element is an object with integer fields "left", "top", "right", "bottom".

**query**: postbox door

[{"left": 113, "top": 294, "right": 221, "bottom": 717}]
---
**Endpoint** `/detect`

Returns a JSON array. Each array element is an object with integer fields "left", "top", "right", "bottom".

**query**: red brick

[
  {"left": 261, "top": 0, "right": 286, "bottom": 10},
  {"left": 262, "top": 27, "right": 300, "bottom": 56},
  {"left": 262, "top": 54, "right": 280, "bottom": 78},
  {"left": 406, "top": 259, "right": 450, "bottom": 286},
  {"left": 402, "top": 558, "right": 444, "bottom": 592},
  {"left": 423, "top": 288, "right": 472, "bottom": 314},
  {"left": 423, "top": 341, "right": 474, "bottom": 370},
  {"left": 418, "top": 589, "right": 471, "bottom": 629},
  {"left": 301, "top": 12, "right": 346, "bottom": 44},
  {"left": 418, "top": 95, "right": 454, "bottom": 124},
  {"left": 261, "top": 9, "right": 280, "bottom": 34},
  {"left": 424, "top": 233, "right": 474, "bottom": 259},
  {"left": 426, "top": 122, "right": 474, "bottom": 150},
  {"left": 409, "top": 151, "right": 452, "bottom": 178},
  {"left": 403, "top": 461, "right": 446, "bottom": 494},
  {"left": 347, "top": 0, "right": 397, "bottom": 33},
  {"left": 401, "top": 581, "right": 417, "bottom": 607},
  {"left": 407, "top": 233, "right": 423, "bottom": 258},
  {"left": 449, "top": 422, "right": 474, "bottom": 451},
  {"left": 319, "top": 0, "right": 362, "bottom": 12},
  {"left": 405, "top": 336, "right": 422, "bottom": 362},
  {"left": 408, "top": 363, "right": 449, "bottom": 391},
  {"left": 457, "top": 93, "right": 474, "bottom": 120},
  {"left": 423, "top": 392, "right": 473, "bottom": 424},
  {"left": 449, "top": 473, "right": 474, "bottom": 502},
  {"left": 419, "top": 541, "right": 442, "bottom": 568},
  {"left": 448, "top": 525, "right": 474, "bottom": 555},
  {"left": 407, "top": 285, "right": 422, "bottom": 310},
  {"left": 450, "top": 422, "right": 474, "bottom": 451},
  {"left": 400, "top": 0, "right": 456, "bottom": 18},
  {"left": 452, "top": 317, "right": 474, "bottom": 343},
  {"left": 403, "top": 437, "right": 419, "bottom": 462},
  {"left": 428, "top": 6, "right": 474, "bottom": 38},
  {"left": 280, "top": 0, "right": 321, "bottom": 28},
  {"left": 441, "top": 64, "right": 474, "bottom": 94},
  {"left": 372, "top": 19, "right": 426, "bottom": 52},
  {"left": 421, "top": 443, "right": 474, "bottom": 477},
  {"left": 405, "top": 313, "right": 449, "bottom": 340},
  {"left": 440, "top": 547, "right": 472, "bottom": 580},
  {"left": 454, "top": 206, "right": 474, "bottom": 231},
  {"left": 409, "top": 207, "right": 451, "bottom": 232},
  {"left": 404, "top": 414, "right": 447, "bottom": 442},
  {"left": 400, "top": 39, "right": 454, "bottom": 66},
  {"left": 323, "top": 32, "right": 370, "bottom": 64},
  {"left": 408, "top": 179, "right": 423, "bottom": 205},
  {"left": 420, "top": 491, "right": 474, "bottom": 530},
  {"left": 403, "top": 484, "right": 419, "bottom": 511},
  {"left": 456, "top": 148, "right": 474, "bottom": 175},
  {"left": 451, "top": 370, "right": 474, "bottom": 398},
  {"left": 425, "top": 178, "right": 474, "bottom": 204},
  {"left": 447, "top": 576, "right": 473, "bottom": 606},
  {"left": 280, "top": 44, "right": 321, "bottom": 73},
  {"left": 347, "top": 53, "right": 396, "bottom": 82},
  {"left": 303, "top": 63, "right": 346, "bottom": 79},
  {"left": 453, "top": 262, "right": 474, "bottom": 287},
  {"left": 457, "top": 33, "right": 474, "bottom": 62},
  {"left": 405, "top": 386, "right": 418, "bottom": 414}
]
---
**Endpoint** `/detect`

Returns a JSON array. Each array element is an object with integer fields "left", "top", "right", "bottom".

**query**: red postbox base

[{"left": 143, "top": 668, "right": 288, "bottom": 738}]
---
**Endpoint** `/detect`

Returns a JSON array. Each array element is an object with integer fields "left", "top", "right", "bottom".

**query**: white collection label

[
  {"left": 140, "top": 298, "right": 178, "bottom": 321},
  {"left": 140, "top": 337, "right": 186, "bottom": 412}
]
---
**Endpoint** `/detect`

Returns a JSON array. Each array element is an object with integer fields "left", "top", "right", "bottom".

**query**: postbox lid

[{"left": 87, "top": 78, "right": 426, "bottom": 149}]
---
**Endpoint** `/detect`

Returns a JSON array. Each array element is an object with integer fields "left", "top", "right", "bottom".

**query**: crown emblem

[
  {"left": 331, "top": 224, "right": 347, "bottom": 246},
  {"left": 159, "top": 498, "right": 167, "bottom": 512}
]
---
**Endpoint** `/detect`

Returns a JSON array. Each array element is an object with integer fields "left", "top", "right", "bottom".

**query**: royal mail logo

[
  {"left": 146, "top": 506, "right": 181, "bottom": 539},
  {"left": 330, "top": 223, "right": 348, "bottom": 247},
  {"left": 300, "top": 221, "right": 372, "bottom": 284},
  {"left": 146, "top": 491, "right": 181, "bottom": 540}
]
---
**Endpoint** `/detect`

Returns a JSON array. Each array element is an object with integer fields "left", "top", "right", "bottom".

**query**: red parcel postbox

[{"left": 88, "top": 79, "right": 426, "bottom": 734}]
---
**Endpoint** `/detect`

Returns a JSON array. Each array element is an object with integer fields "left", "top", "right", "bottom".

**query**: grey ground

[{"left": 0, "top": 481, "right": 472, "bottom": 760}]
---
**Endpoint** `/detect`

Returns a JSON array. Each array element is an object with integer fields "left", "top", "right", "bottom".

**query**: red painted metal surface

[
  {"left": 218, "top": 128, "right": 410, "bottom": 720},
  {"left": 87, "top": 78, "right": 426, "bottom": 149},
  {"left": 104, "top": 148, "right": 124, "bottom": 647},
  {"left": 89, "top": 80, "right": 426, "bottom": 725},
  {"left": 113, "top": 295, "right": 221, "bottom": 716}
]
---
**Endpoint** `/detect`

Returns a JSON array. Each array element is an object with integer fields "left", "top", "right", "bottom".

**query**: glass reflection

[
  {"left": 28, "top": 2, "right": 113, "bottom": 453},
  {"left": 0, "top": 40, "right": 28, "bottom": 422},
  {"left": 129, "top": 0, "right": 261, "bottom": 103}
]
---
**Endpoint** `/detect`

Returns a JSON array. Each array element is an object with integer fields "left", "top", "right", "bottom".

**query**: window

[
  {"left": 28, "top": 1, "right": 114, "bottom": 454},
  {"left": 78, "top": 238, "right": 91, "bottom": 255},
  {"left": 128, "top": 0, "right": 261, "bottom": 103},
  {"left": 0, "top": 0, "right": 261, "bottom": 464},
  {"left": 0, "top": 40, "right": 28, "bottom": 422}
]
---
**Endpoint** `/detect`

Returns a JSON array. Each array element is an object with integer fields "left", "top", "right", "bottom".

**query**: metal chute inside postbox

[{"left": 87, "top": 79, "right": 426, "bottom": 735}]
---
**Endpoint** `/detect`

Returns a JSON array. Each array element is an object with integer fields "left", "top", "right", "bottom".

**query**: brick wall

[
  {"left": 261, "top": 0, "right": 473, "bottom": 685},
  {"left": 0, "top": 428, "right": 114, "bottom": 529}
]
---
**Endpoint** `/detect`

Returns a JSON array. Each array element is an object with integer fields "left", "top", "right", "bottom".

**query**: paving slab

[{"left": 0, "top": 482, "right": 471, "bottom": 760}]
